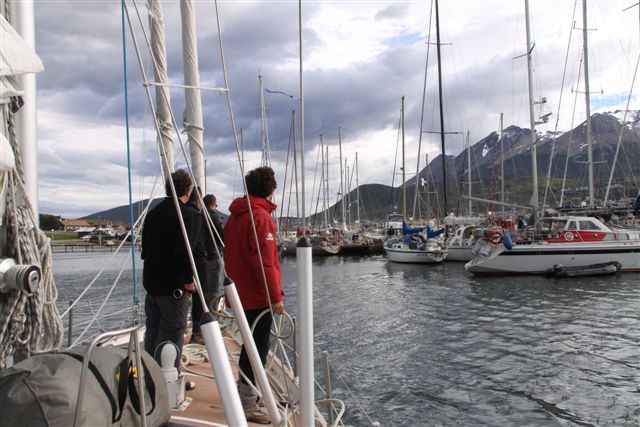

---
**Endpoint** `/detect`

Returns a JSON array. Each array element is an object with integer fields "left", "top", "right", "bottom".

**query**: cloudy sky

[{"left": 30, "top": 0, "right": 638, "bottom": 218}]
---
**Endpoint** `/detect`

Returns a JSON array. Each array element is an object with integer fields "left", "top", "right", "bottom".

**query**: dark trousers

[
  {"left": 190, "top": 257, "right": 208, "bottom": 333},
  {"left": 144, "top": 293, "right": 190, "bottom": 369},
  {"left": 206, "top": 257, "right": 223, "bottom": 302},
  {"left": 238, "top": 308, "right": 273, "bottom": 386}
]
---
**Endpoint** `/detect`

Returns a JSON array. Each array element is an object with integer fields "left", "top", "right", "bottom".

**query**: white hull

[
  {"left": 444, "top": 244, "right": 474, "bottom": 262},
  {"left": 466, "top": 240, "right": 640, "bottom": 274},
  {"left": 384, "top": 246, "right": 447, "bottom": 263}
]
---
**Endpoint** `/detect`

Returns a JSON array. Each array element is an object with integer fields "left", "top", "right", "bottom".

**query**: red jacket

[{"left": 224, "top": 195, "right": 283, "bottom": 310}]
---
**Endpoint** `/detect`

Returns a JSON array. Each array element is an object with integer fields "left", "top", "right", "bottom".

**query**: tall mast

[
  {"left": 258, "top": 72, "right": 271, "bottom": 167},
  {"left": 525, "top": 0, "right": 539, "bottom": 219},
  {"left": 500, "top": 113, "right": 505, "bottom": 216},
  {"left": 401, "top": 96, "right": 406, "bottom": 220},
  {"left": 466, "top": 131, "right": 472, "bottom": 216},
  {"left": 582, "top": 0, "right": 594, "bottom": 204},
  {"left": 180, "top": 0, "right": 205, "bottom": 191},
  {"left": 148, "top": 0, "right": 174, "bottom": 179},
  {"left": 356, "top": 152, "right": 361, "bottom": 227},
  {"left": 325, "top": 144, "right": 330, "bottom": 229},
  {"left": 338, "top": 126, "right": 346, "bottom": 229},
  {"left": 345, "top": 160, "right": 350, "bottom": 228},
  {"left": 435, "top": 0, "right": 447, "bottom": 216}
]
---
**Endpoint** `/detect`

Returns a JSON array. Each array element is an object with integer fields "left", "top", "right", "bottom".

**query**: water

[{"left": 54, "top": 251, "right": 640, "bottom": 426}]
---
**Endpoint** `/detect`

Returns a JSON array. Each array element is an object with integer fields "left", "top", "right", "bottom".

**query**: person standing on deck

[
  {"left": 142, "top": 169, "right": 200, "bottom": 370},
  {"left": 187, "top": 188, "right": 209, "bottom": 346},
  {"left": 203, "top": 193, "right": 224, "bottom": 304},
  {"left": 224, "top": 166, "right": 284, "bottom": 425}
]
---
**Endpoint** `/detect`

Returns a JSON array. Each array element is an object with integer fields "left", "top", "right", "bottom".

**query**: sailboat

[
  {"left": 383, "top": 96, "right": 448, "bottom": 264},
  {"left": 465, "top": 0, "right": 640, "bottom": 275},
  {"left": 0, "top": 1, "right": 359, "bottom": 426}
]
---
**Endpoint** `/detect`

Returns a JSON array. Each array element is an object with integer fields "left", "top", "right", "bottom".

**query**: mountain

[
  {"left": 76, "top": 112, "right": 640, "bottom": 223},
  {"left": 80, "top": 198, "right": 162, "bottom": 223}
]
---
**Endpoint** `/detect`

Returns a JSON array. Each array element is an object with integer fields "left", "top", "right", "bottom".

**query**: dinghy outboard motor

[
  {"left": 159, "top": 342, "right": 185, "bottom": 409},
  {"left": 0, "top": 257, "right": 40, "bottom": 293}
]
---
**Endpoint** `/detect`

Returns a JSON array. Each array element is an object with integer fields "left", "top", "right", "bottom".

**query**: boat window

[
  {"left": 579, "top": 220, "right": 600, "bottom": 231},
  {"left": 567, "top": 221, "right": 577, "bottom": 230}
]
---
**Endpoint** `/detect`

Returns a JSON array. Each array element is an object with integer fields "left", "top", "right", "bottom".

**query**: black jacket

[
  {"left": 205, "top": 207, "right": 224, "bottom": 260},
  {"left": 141, "top": 197, "right": 201, "bottom": 296}
]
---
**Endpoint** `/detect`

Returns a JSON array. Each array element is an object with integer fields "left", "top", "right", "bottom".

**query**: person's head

[
  {"left": 166, "top": 169, "right": 193, "bottom": 198},
  {"left": 203, "top": 194, "right": 217, "bottom": 209},
  {"left": 245, "top": 166, "right": 277, "bottom": 199}
]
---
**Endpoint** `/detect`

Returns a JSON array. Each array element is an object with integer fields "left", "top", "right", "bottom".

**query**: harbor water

[{"left": 54, "top": 251, "right": 640, "bottom": 426}]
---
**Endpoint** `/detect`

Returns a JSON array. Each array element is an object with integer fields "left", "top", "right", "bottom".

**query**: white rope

[
  {"left": 0, "top": 167, "right": 63, "bottom": 367},
  {"left": 181, "top": 343, "right": 209, "bottom": 366}
]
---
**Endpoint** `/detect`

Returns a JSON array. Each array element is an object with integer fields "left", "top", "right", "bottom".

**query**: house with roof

[{"left": 60, "top": 219, "right": 91, "bottom": 232}]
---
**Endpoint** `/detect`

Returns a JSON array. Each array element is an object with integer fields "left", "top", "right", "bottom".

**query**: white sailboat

[{"left": 383, "top": 97, "right": 448, "bottom": 264}]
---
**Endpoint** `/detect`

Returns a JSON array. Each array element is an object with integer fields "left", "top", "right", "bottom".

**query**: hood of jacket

[{"left": 228, "top": 195, "right": 277, "bottom": 216}]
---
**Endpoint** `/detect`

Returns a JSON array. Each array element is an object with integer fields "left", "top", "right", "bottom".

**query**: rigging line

[
  {"left": 386, "top": 113, "right": 402, "bottom": 219},
  {"left": 212, "top": 0, "right": 283, "bottom": 340},
  {"left": 309, "top": 138, "right": 322, "bottom": 230},
  {"left": 560, "top": 52, "right": 584, "bottom": 206},
  {"left": 412, "top": 0, "right": 435, "bottom": 220},
  {"left": 543, "top": 0, "right": 579, "bottom": 210},
  {"left": 278, "top": 111, "right": 294, "bottom": 232},
  {"left": 121, "top": 0, "right": 139, "bottom": 306},
  {"left": 603, "top": 49, "right": 640, "bottom": 204},
  {"left": 59, "top": 192, "right": 154, "bottom": 319},
  {"left": 68, "top": 250, "right": 133, "bottom": 349}
]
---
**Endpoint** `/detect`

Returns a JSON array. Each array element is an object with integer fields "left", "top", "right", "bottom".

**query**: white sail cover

[
  {"left": 0, "top": 14, "right": 43, "bottom": 104},
  {"left": 0, "top": 132, "right": 16, "bottom": 172}
]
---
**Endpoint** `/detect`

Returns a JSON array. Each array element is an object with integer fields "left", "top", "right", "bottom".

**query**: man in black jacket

[{"left": 142, "top": 169, "right": 200, "bottom": 368}]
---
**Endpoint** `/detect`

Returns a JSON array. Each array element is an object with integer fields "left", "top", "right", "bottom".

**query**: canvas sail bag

[{"left": 0, "top": 346, "right": 170, "bottom": 427}]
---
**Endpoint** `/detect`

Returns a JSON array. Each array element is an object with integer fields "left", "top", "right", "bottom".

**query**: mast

[
  {"left": 148, "top": 0, "right": 174, "bottom": 179},
  {"left": 500, "top": 113, "right": 505, "bottom": 216},
  {"left": 345, "top": 160, "right": 350, "bottom": 228},
  {"left": 524, "top": 0, "right": 539, "bottom": 219},
  {"left": 180, "top": 0, "right": 205, "bottom": 191},
  {"left": 338, "top": 127, "right": 346, "bottom": 229},
  {"left": 356, "top": 152, "right": 361, "bottom": 226},
  {"left": 12, "top": 0, "right": 39, "bottom": 221},
  {"left": 259, "top": 72, "right": 271, "bottom": 167},
  {"left": 582, "top": 0, "right": 594, "bottom": 204},
  {"left": 435, "top": 0, "right": 447, "bottom": 216},
  {"left": 296, "top": 1, "right": 314, "bottom": 424},
  {"left": 401, "top": 96, "right": 406, "bottom": 220},
  {"left": 466, "top": 131, "right": 471, "bottom": 216}
]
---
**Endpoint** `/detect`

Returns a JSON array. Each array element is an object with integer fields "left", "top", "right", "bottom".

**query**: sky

[{"left": 28, "top": 0, "right": 639, "bottom": 218}]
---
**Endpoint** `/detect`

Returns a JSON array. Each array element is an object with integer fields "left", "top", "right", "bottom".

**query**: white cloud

[{"left": 20, "top": 0, "right": 638, "bottom": 218}]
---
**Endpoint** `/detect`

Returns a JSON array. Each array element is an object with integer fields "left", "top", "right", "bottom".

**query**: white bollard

[{"left": 296, "top": 238, "right": 314, "bottom": 426}]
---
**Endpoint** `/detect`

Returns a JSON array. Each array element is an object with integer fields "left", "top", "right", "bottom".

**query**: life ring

[
  {"left": 564, "top": 232, "right": 574, "bottom": 241},
  {"left": 490, "top": 230, "right": 503, "bottom": 245}
]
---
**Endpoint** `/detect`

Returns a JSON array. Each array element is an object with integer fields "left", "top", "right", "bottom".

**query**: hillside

[{"left": 76, "top": 111, "right": 640, "bottom": 223}]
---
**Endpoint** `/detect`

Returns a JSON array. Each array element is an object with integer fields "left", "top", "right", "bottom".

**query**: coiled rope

[{"left": 0, "top": 110, "right": 63, "bottom": 367}]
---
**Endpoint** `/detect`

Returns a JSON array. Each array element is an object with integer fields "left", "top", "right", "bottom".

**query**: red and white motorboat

[{"left": 465, "top": 216, "right": 640, "bottom": 275}]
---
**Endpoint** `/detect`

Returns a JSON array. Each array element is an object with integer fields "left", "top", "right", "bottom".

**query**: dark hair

[
  {"left": 165, "top": 169, "right": 192, "bottom": 198},
  {"left": 245, "top": 166, "right": 276, "bottom": 198},
  {"left": 203, "top": 194, "right": 217, "bottom": 207}
]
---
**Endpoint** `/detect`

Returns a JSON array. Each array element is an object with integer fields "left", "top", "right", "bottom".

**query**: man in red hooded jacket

[{"left": 224, "top": 166, "right": 283, "bottom": 424}]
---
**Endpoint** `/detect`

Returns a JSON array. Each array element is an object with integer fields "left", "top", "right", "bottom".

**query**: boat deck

[{"left": 169, "top": 336, "right": 272, "bottom": 427}]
